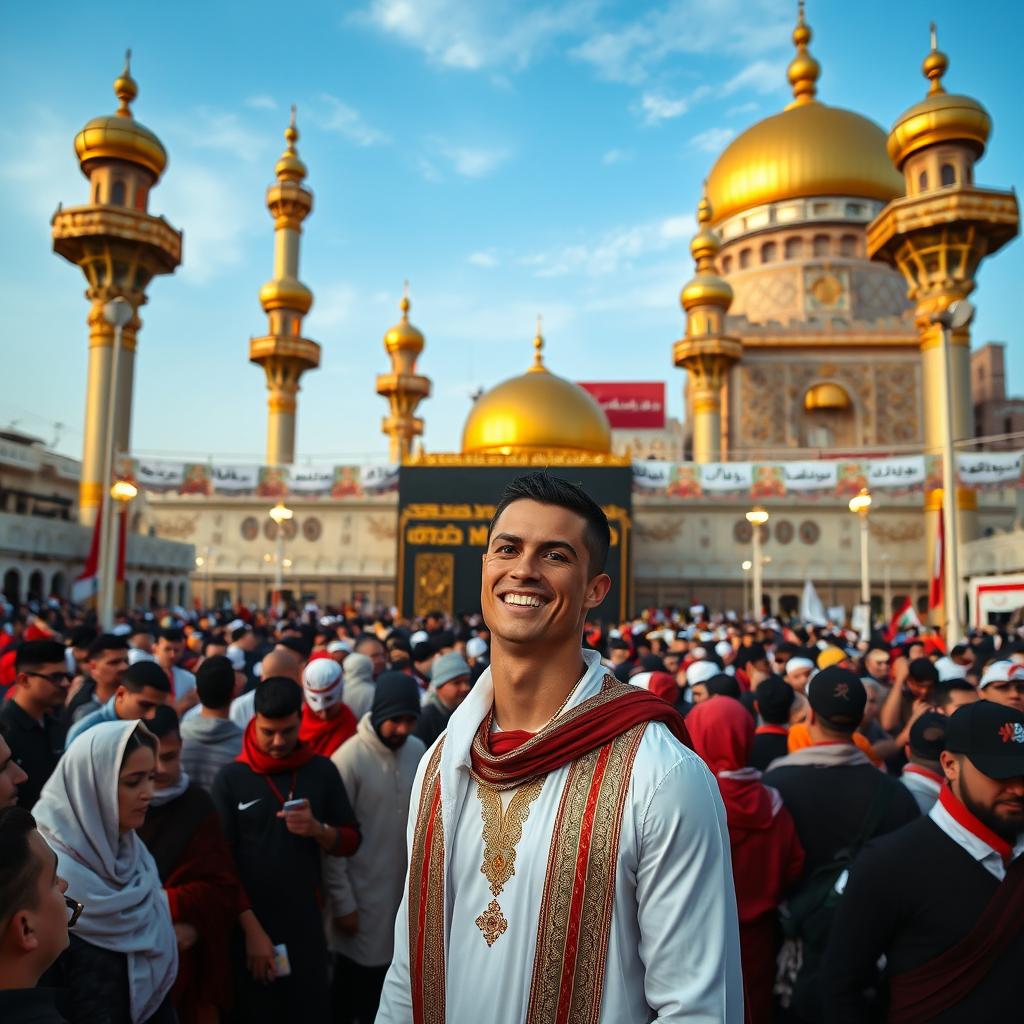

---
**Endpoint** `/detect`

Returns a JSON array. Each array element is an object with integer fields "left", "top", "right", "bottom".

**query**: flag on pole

[
  {"left": 800, "top": 578, "right": 828, "bottom": 626},
  {"left": 71, "top": 507, "right": 103, "bottom": 604},
  {"left": 885, "top": 596, "right": 922, "bottom": 643},
  {"left": 929, "top": 510, "right": 944, "bottom": 611}
]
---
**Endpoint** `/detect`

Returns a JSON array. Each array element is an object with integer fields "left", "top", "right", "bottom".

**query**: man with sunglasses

[
  {"left": 979, "top": 660, "right": 1024, "bottom": 713},
  {"left": 0, "top": 642, "right": 69, "bottom": 809},
  {"left": 0, "top": 805, "right": 77, "bottom": 1022}
]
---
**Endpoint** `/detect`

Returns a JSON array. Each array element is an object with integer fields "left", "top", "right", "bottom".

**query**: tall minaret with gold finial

[
  {"left": 786, "top": 0, "right": 820, "bottom": 109},
  {"left": 868, "top": 25, "right": 1019, "bottom": 622},
  {"left": 53, "top": 52, "right": 182, "bottom": 524},
  {"left": 376, "top": 285, "right": 431, "bottom": 462},
  {"left": 249, "top": 107, "right": 320, "bottom": 466},
  {"left": 673, "top": 190, "right": 742, "bottom": 463}
]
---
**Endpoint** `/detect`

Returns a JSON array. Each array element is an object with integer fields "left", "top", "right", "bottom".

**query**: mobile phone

[
  {"left": 273, "top": 943, "right": 291, "bottom": 978},
  {"left": 283, "top": 798, "right": 307, "bottom": 811}
]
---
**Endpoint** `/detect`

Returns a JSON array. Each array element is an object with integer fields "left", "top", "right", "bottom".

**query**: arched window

[
  {"left": 110, "top": 180, "right": 126, "bottom": 206},
  {"left": 940, "top": 163, "right": 956, "bottom": 187},
  {"left": 134, "top": 184, "right": 148, "bottom": 210},
  {"left": 839, "top": 234, "right": 858, "bottom": 258},
  {"left": 760, "top": 241, "right": 777, "bottom": 263},
  {"left": 812, "top": 234, "right": 830, "bottom": 257},
  {"left": 721, "top": 255, "right": 732, "bottom": 274},
  {"left": 918, "top": 170, "right": 928, "bottom": 192},
  {"left": 93, "top": 182, "right": 101, "bottom": 203},
  {"left": 739, "top": 248, "right": 751, "bottom": 270},
  {"left": 784, "top": 237, "right": 803, "bottom": 260}
]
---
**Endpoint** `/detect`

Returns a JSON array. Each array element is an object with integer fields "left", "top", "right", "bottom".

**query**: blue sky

[{"left": 2, "top": 0, "right": 1021, "bottom": 463}]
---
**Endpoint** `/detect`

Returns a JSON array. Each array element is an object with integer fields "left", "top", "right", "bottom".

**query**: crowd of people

[{"left": 0, "top": 569, "right": 1022, "bottom": 1021}]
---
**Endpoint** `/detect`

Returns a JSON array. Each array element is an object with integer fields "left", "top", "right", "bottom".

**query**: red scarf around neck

[
  {"left": 299, "top": 702, "right": 357, "bottom": 757},
  {"left": 939, "top": 783, "right": 1013, "bottom": 863},
  {"left": 471, "top": 678, "right": 690, "bottom": 788},
  {"left": 237, "top": 718, "right": 317, "bottom": 775}
]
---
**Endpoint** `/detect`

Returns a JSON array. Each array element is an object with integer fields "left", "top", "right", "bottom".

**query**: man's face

[
  {"left": 481, "top": 499, "right": 610, "bottom": 649},
  {"left": 153, "top": 731, "right": 183, "bottom": 790},
  {"left": 131, "top": 632, "right": 153, "bottom": 653},
  {"left": 17, "top": 661, "right": 71, "bottom": 713},
  {"left": 865, "top": 650, "right": 891, "bottom": 681},
  {"left": 609, "top": 648, "right": 629, "bottom": 666},
  {"left": 86, "top": 647, "right": 129, "bottom": 688},
  {"left": 906, "top": 676, "right": 933, "bottom": 701},
  {"left": 862, "top": 686, "right": 880, "bottom": 722},
  {"left": 0, "top": 734, "right": 28, "bottom": 807},
  {"left": 981, "top": 680, "right": 1024, "bottom": 712},
  {"left": 357, "top": 640, "right": 387, "bottom": 679},
  {"left": 943, "top": 752, "right": 1024, "bottom": 845},
  {"left": 154, "top": 638, "right": 183, "bottom": 667},
  {"left": 691, "top": 683, "right": 710, "bottom": 704},
  {"left": 940, "top": 687, "right": 979, "bottom": 714},
  {"left": 14, "top": 832, "right": 72, "bottom": 966},
  {"left": 237, "top": 632, "right": 257, "bottom": 652},
  {"left": 907, "top": 642, "right": 925, "bottom": 661},
  {"left": 437, "top": 675, "right": 472, "bottom": 710},
  {"left": 786, "top": 665, "right": 813, "bottom": 693},
  {"left": 204, "top": 642, "right": 228, "bottom": 660},
  {"left": 378, "top": 714, "right": 419, "bottom": 750},
  {"left": 662, "top": 653, "right": 681, "bottom": 675},
  {"left": 254, "top": 713, "right": 301, "bottom": 758},
  {"left": 114, "top": 686, "right": 166, "bottom": 721}
]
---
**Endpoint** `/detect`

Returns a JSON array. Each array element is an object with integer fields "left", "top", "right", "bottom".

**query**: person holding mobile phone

[{"left": 212, "top": 677, "right": 360, "bottom": 1023}]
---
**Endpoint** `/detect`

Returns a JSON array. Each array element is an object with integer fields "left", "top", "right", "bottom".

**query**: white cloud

[
  {"left": 422, "top": 138, "right": 511, "bottom": 180},
  {"left": 316, "top": 94, "right": 389, "bottom": 147},
  {"left": 246, "top": 95, "right": 278, "bottom": 111},
  {"left": 638, "top": 92, "right": 689, "bottom": 124},
  {"left": 601, "top": 148, "right": 631, "bottom": 165},
  {"left": 176, "top": 109, "right": 269, "bottom": 162},
  {"left": 721, "top": 59, "right": 783, "bottom": 96},
  {"left": 468, "top": 250, "right": 498, "bottom": 268},
  {"left": 690, "top": 127, "right": 736, "bottom": 153},
  {"left": 356, "top": 0, "right": 595, "bottom": 73},
  {"left": 726, "top": 100, "right": 759, "bottom": 117},
  {"left": 306, "top": 282, "right": 358, "bottom": 331},
  {"left": 0, "top": 108, "right": 84, "bottom": 221}
]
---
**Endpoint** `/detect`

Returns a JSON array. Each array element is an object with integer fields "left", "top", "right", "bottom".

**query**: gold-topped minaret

[
  {"left": 673, "top": 190, "right": 742, "bottom": 462},
  {"left": 376, "top": 285, "right": 431, "bottom": 462},
  {"left": 249, "top": 107, "right": 320, "bottom": 466},
  {"left": 868, "top": 25, "right": 1019, "bottom": 616},
  {"left": 786, "top": 0, "right": 820, "bottom": 108},
  {"left": 53, "top": 52, "right": 182, "bottom": 524}
]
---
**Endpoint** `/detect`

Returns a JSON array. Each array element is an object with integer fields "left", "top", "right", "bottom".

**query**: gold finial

[
  {"left": 113, "top": 48, "right": 138, "bottom": 116},
  {"left": 530, "top": 316, "right": 546, "bottom": 371},
  {"left": 923, "top": 22, "right": 949, "bottom": 96},
  {"left": 400, "top": 280, "right": 410, "bottom": 318},
  {"left": 697, "top": 181, "right": 713, "bottom": 226},
  {"left": 786, "top": 0, "right": 820, "bottom": 107},
  {"left": 274, "top": 105, "right": 307, "bottom": 183},
  {"left": 285, "top": 105, "right": 299, "bottom": 149}
]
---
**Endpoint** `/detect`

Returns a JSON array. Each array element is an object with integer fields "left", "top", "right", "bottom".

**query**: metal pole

[
  {"left": 275, "top": 529, "right": 284, "bottom": 616},
  {"left": 883, "top": 556, "right": 892, "bottom": 620},
  {"left": 97, "top": 316, "right": 125, "bottom": 630},
  {"left": 742, "top": 568, "right": 749, "bottom": 621},
  {"left": 751, "top": 526, "right": 762, "bottom": 622},
  {"left": 941, "top": 323, "right": 963, "bottom": 644},
  {"left": 859, "top": 512, "right": 871, "bottom": 606}
]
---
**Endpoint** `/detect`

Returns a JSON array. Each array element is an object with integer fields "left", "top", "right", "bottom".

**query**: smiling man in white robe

[{"left": 377, "top": 472, "right": 743, "bottom": 1023}]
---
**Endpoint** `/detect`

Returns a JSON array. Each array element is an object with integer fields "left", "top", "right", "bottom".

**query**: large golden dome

[
  {"left": 705, "top": 9, "right": 902, "bottom": 225},
  {"left": 462, "top": 328, "right": 611, "bottom": 456},
  {"left": 74, "top": 53, "right": 167, "bottom": 181}
]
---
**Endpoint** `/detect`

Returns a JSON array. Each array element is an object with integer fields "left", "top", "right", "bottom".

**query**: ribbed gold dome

[
  {"left": 887, "top": 27, "right": 990, "bottom": 168},
  {"left": 384, "top": 292, "right": 425, "bottom": 355},
  {"left": 461, "top": 328, "right": 611, "bottom": 455},
  {"left": 704, "top": 7, "right": 902, "bottom": 224},
  {"left": 74, "top": 52, "right": 167, "bottom": 181},
  {"left": 804, "top": 382, "right": 850, "bottom": 411}
]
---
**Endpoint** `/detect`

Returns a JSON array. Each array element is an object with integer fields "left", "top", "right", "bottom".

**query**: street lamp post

[
  {"left": 96, "top": 297, "right": 133, "bottom": 628},
  {"left": 741, "top": 560, "right": 752, "bottom": 622},
  {"left": 849, "top": 488, "right": 872, "bottom": 608},
  {"left": 745, "top": 507, "right": 769, "bottom": 621},
  {"left": 268, "top": 501, "right": 293, "bottom": 615},
  {"left": 931, "top": 299, "right": 974, "bottom": 645},
  {"left": 99, "top": 477, "right": 137, "bottom": 628}
]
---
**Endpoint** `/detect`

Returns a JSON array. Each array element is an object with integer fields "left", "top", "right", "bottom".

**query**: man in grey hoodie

[
  {"left": 342, "top": 653, "right": 376, "bottom": 722},
  {"left": 180, "top": 655, "right": 244, "bottom": 791}
]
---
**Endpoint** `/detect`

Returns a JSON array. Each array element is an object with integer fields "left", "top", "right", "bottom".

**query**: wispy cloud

[
  {"left": 422, "top": 137, "right": 511, "bottom": 180},
  {"left": 180, "top": 109, "right": 270, "bottom": 162},
  {"left": 638, "top": 92, "right": 689, "bottom": 124},
  {"left": 316, "top": 94, "right": 390, "bottom": 147},
  {"left": 468, "top": 250, "right": 499, "bottom": 268},
  {"left": 306, "top": 282, "right": 358, "bottom": 331},
  {"left": 246, "top": 95, "right": 278, "bottom": 111},
  {"left": 601, "top": 148, "right": 631, "bottom": 165},
  {"left": 690, "top": 127, "right": 736, "bottom": 154},
  {"left": 721, "top": 59, "right": 783, "bottom": 96},
  {"left": 0, "top": 108, "right": 84, "bottom": 221}
]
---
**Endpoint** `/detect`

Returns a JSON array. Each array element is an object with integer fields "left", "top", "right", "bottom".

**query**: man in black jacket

[
  {"left": 414, "top": 652, "right": 472, "bottom": 748},
  {"left": 820, "top": 701, "right": 1024, "bottom": 1022},
  {"left": 213, "top": 677, "right": 360, "bottom": 1022}
]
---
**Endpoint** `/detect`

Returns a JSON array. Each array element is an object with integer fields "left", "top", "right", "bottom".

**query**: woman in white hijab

[{"left": 34, "top": 720, "right": 178, "bottom": 1024}]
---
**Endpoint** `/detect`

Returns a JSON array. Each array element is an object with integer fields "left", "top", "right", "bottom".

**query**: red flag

[
  {"left": 885, "top": 597, "right": 922, "bottom": 643},
  {"left": 929, "top": 510, "right": 944, "bottom": 611},
  {"left": 72, "top": 507, "right": 103, "bottom": 604}
]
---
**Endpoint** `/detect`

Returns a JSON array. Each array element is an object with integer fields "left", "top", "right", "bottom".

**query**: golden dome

[
  {"left": 259, "top": 277, "right": 313, "bottom": 315},
  {"left": 74, "top": 51, "right": 167, "bottom": 181},
  {"left": 681, "top": 191, "right": 733, "bottom": 311},
  {"left": 804, "top": 382, "right": 850, "bottom": 411},
  {"left": 887, "top": 26, "right": 990, "bottom": 169},
  {"left": 462, "top": 326, "right": 611, "bottom": 455},
  {"left": 275, "top": 106, "right": 308, "bottom": 183},
  {"left": 384, "top": 287, "right": 425, "bottom": 355},
  {"left": 704, "top": 7, "right": 902, "bottom": 224}
]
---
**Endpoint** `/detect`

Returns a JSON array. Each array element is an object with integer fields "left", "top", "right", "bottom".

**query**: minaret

[
  {"left": 673, "top": 191, "right": 742, "bottom": 462},
  {"left": 249, "top": 107, "right": 320, "bottom": 466},
  {"left": 52, "top": 52, "right": 182, "bottom": 524},
  {"left": 867, "top": 26, "right": 1019, "bottom": 615},
  {"left": 376, "top": 286, "right": 431, "bottom": 462}
]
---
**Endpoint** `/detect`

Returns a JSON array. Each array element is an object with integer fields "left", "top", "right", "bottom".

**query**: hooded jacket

[
  {"left": 179, "top": 715, "right": 243, "bottom": 792},
  {"left": 341, "top": 653, "right": 376, "bottom": 722}
]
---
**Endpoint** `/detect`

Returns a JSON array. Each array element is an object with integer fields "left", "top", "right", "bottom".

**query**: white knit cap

[
  {"left": 410, "top": 630, "right": 429, "bottom": 646},
  {"left": 935, "top": 656, "right": 967, "bottom": 682},
  {"left": 466, "top": 637, "right": 488, "bottom": 659},
  {"left": 785, "top": 657, "right": 816, "bottom": 674},
  {"left": 686, "top": 660, "right": 719, "bottom": 686},
  {"left": 303, "top": 658, "right": 344, "bottom": 711},
  {"left": 715, "top": 640, "right": 733, "bottom": 659},
  {"left": 226, "top": 647, "right": 246, "bottom": 672}
]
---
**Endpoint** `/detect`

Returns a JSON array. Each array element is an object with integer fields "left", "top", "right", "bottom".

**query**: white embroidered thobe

[{"left": 376, "top": 649, "right": 744, "bottom": 1023}]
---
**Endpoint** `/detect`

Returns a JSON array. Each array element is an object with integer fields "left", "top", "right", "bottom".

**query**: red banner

[{"left": 576, "top": 381, "right": 665, "bottom": 429}]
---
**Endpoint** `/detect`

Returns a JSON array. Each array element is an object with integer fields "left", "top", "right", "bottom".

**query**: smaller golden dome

[
  {"left": 804, "top": 382, "right": 850, "bottom": 411},
  {"left": 887, "top": 25, "right": 990, "bottom": 168},
  {"left": 461, "top": 325, "right": 611, "bottom": 455},
  {"left": 384, "top": 286, "right": 425, "bottom": 355},
  {"left": 275, "top": 106, "right": 308, "bottom": 183},
  {"left": 74, "top": 51, "right": 167, "bottom": 180},
  {"left": 259, "top": 276, "right": 313, "bottom": 315},
  {"left": 681, "top": 191, "right": 733, "bottom": 313}
]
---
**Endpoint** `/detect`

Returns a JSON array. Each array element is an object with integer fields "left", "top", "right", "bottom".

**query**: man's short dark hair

[
  {"left": 487, "top": 472, "right": 611, "bottom": 575},
  {"left": 68, "top": 626, "right": 98, "bottom": 649},
  {"left": 202, "top": 636, "right": 227, "bottom": 656},
  {"left": 354, "top": 634, "right": 383, "bottom": 652},
  {"left": 907, "top": 657, "right": 940, "bottom": 686},
  {"left": 755, "top": 675, "right": 795, "bottom": 724},
  {"left": 85, "top": 634, "right": 130, "bottom": 661},
  {"left": 147, "top": 704, "right": 180, "bottom": 740},
  {"left": 0, "top": 806, "right": 40, "bottom": 927},
  {"left": 122, "top": 661, "right": 172, "bottom": 695},
  {"left": 196, "top": 655, "right": 236, "bottom": 709},
  {"left": 158, "top": 628, "right": 184, "bottom": 643},
  {"left": 230, "top": 625, "right": 251, "bottom": 643},
  {"left": 254, "top": 677, "right": 302, "bottom": 719},
  {"left": 933, "top": 678, "right": 976, "bottom": 709},
  {"left": 15, "top": 640, "right": 67, "bottom": 673}
]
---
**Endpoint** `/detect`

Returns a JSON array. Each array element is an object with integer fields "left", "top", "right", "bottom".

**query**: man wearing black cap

[
  {"left": 762, "top": 667, "right": 919, "bottom": 1021},
  {"left": 325, "top": 673, "right": 425, "bottom": 1024},
  {"left": 821, "top": 702, "right": 1024, "bottom": 1022},
  {"left": 749, "top": 676, "right": 794, "bottom": 771},
  {"left": 900, "top": 711, "right": 947, "bottom": 813},
  {"left": 63, "top": 660, "right": 171, "bottom": 748}
]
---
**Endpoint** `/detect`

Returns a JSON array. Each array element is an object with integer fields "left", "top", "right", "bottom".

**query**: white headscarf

[{"left": 33, "top": 721, "right": 178, "bottom": 1024}]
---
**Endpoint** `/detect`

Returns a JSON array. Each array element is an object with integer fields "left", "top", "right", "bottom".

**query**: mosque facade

[{"left": 49, "top": 12, "right": 1021, "bottom": 624}]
